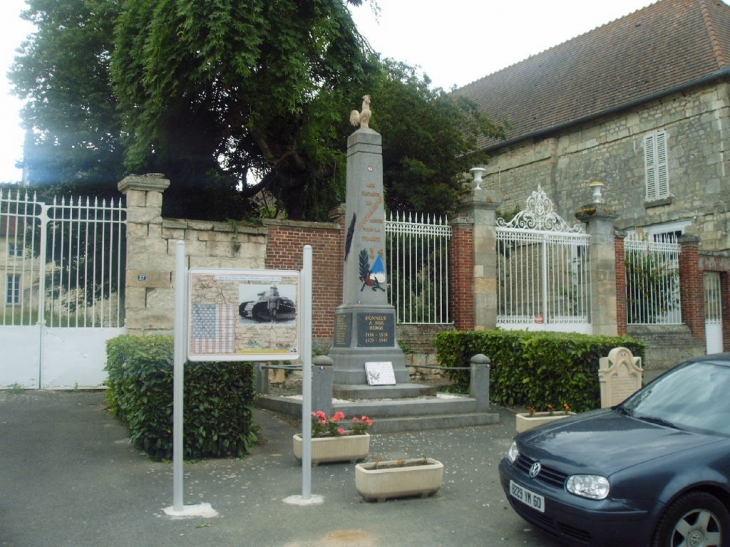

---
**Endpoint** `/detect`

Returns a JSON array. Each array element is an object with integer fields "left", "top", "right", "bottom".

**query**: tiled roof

[{"left": 454, "top": 0, "right": 730, "bottom": 151}]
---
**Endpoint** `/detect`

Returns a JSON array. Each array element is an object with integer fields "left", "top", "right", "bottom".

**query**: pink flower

[
  {"left": 331, "top": 411, "right": 345, "bottom": 422},
  {"left": 338, "top": 428, "right": 345, "bottom": 435}
]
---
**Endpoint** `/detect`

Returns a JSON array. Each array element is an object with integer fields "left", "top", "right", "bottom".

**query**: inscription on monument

[
  {"left": 357, "top": 313, "right": 394, "bottom": 347},
  {"left": 333, "top": 313, "right": 352, "bottom": 347}
]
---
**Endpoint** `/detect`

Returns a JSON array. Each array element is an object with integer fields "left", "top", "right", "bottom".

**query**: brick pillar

[
  {"left": 117, "top": 173, "right": 172, "bottom": 335},
  {"left": 615, "top": 232, "right": 627, "bottom": 335},
  {"left": 575, "top": 205, "right": 619, "bottom": 336},
  {"left": 452, "top": 190, "right": 501, "bottom": 331},
  {"left": 450, "top": 214, "right": 474, "bottom": 330},
  {"left": 678, "top": 235, "right": 705, "bottom": 342}
]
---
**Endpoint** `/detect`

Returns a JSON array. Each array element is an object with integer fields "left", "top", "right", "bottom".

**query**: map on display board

[{"left": 188, "top": 269, "right": 300, "bottom": 361}]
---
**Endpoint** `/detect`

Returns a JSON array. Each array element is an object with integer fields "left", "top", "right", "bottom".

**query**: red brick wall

[
  {"left": 678, "top": 238, "right": 705, "bottom": 342},
  {"left": 449, "top": 223, "right": 475, "bottom": 330},
  {"left": 264, "top": 221, "right": 343, "bottom": 340}
]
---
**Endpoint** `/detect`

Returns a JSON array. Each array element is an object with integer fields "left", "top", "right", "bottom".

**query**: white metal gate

[
  {"left": 705, "top": 272, "right": 723, "bottom": 354},
  {"left": 386, "top": 211, "right": 451, "bottom": 324},
  {"left": 496, "top": 186, "right": 591, "bottom": 333},
  {"left": 0, "top": 190, "right": 126, "bottom": 389},
  {"left": 624, "top": 234, "right": 682, "bottom": 325}
]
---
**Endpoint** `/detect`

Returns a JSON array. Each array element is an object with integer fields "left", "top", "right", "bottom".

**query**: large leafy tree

[
  {"left": 11, "top": 0, "right": 505, "bottom": 220},
  {"left": 111, "top": 0, "right": 376, "bottom": 220},
  {"left": 10, "top": 0, "right": 125, "bottom": 198}
]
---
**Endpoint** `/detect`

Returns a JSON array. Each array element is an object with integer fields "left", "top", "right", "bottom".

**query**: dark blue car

[{"left": 499, "top": 353, "right": 730, "bottom": 547}]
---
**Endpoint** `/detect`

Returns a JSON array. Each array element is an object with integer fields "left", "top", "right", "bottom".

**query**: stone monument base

[
  {"left": 328, "top": 345, "right": 409, "bottom": 384},
  {"left": 329, "top": 304, "right": 409, "bottom": 385}
]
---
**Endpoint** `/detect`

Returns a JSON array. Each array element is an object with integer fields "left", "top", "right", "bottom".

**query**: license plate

[{"left": 510, "top": 480, "right": 545, "bottom": 513}]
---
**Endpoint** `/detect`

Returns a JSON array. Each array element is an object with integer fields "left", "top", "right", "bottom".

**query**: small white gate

[
  {"left": 0, "top": 190, "right": 126, "bottom": 389},
  {"left": 496, "top": 186, "right": 591, "bottom": 333},
  {"left": 705, "top": 272, "right": 723, "bottom": 354},
  {"left": 386, "top": 211, "right": 451, "bottom": 324}
]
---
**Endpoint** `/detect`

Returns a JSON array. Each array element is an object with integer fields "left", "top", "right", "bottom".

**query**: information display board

[{"left": 188, "top": 269, "right": 300, "bottom": 361}]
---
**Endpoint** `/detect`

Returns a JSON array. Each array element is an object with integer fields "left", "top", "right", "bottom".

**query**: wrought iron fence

[
  {"left": 385, "top": 211, "right": 451, "bottom": 324},
  {"left": 1, "top": 190, "right": 126, "bottom": 327},
  {"left": 624, "top": 234, "right": 681, "bottom": 325}
]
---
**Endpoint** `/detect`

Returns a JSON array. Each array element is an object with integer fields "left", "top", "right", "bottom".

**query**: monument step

[
  {"left": 332, "top": 383, "right": 436, "bottom": 400},
  {"left": 332, "top": 396, "right": 479, "bottom": 418},
  {"left": 254, "top": 394, "right": 501, "bottom": 434},
  {"left": 371, "top": 412, "right": 500, "bottom": 434}
]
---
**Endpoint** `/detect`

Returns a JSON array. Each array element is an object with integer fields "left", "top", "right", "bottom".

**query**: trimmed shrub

[
  {"left": 105, "top": 335, "right": 257, "bottom": 460},
  {"left": 435, "top": 330, "right": 645, "bottom": 412}
]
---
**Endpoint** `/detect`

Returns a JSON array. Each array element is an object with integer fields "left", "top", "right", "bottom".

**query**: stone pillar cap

[{"left": 118, "top": 173, "right": 171, "bottom": 194}]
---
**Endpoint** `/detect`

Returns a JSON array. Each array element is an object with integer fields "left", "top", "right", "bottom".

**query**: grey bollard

[
  {"left": 470, "top": 354, "right": 491, "bottom": 412},
  {"left": 312, "top": 355, "right": 334, "bottom": 415},
  {"left": 255, "top": 363, "right": 269, "bottom": 395}
]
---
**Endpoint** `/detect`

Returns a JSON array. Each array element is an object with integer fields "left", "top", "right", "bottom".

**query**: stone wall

[
  {"left": 120, "top": 174, "right": 268, "bottom": 335},
  {"left": 481, "top": 81, "right": 730, "bottom": 255},
  {"left": 628, "top": 325, "right": 705, "bottom": 382}
]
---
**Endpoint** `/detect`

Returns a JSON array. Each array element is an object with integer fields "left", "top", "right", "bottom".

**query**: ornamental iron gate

[
  {"left": 0, "top": 190, "right": 126, "bottom": 389},
  {"left": 496, "top": 186, "right": 591, "bottom": 333}
]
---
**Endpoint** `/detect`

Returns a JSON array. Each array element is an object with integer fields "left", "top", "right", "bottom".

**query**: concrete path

[{"left": 0, "top": 390, "right": 564, "bottom": 547}]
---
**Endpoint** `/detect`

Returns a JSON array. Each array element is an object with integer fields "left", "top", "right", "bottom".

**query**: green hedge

[
  {"left": 105, "top": 335, "right": 257, "bottom": 461},
  {"left": 435, "top": 330, "right": 645, "bottom": 412}
]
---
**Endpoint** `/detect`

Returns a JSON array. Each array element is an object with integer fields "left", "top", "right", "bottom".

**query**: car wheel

[{"left": 652, "top": 492, "right": 730, "bottom": 547}]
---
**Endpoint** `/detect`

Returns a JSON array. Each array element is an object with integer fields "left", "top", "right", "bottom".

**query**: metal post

[
  {"left": 301, "top": 245, "right": 313, "bottom": 498},
  {"left": 173, "top": 241, "right": 187, "bottom": 511}
]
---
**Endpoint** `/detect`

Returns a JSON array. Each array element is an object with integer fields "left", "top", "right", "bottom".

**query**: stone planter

[
  {"left": 516, "top": 412, "right": 576, "bottom": 433},
  {"left": 355, "top": 458, "right": 444, "bottom": 502},
  {"left": 292, "top": 433, "right": 370, "bottom": 466}
]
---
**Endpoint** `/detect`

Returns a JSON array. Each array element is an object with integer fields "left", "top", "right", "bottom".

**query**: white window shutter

[
  {"left": 656, "top": 130, "right": 669, "bottom": 198},
  {"left": 644, "top": 130, "right": 669, "bottom": 201},
  {"left": 644, "top": 133, "right": 657, "bottom": 200}
]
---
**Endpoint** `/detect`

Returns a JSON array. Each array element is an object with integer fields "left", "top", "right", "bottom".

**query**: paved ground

[{"left": 0, "top": 390, "right": 565, "bottom": 547}]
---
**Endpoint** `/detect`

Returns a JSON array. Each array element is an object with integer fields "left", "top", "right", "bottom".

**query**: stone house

[
  {"left": 454, "top": 0, "right": 730, "bottom": 364},
  {"left": 0, "top": 217, "right": 33, "bottom": 319}
]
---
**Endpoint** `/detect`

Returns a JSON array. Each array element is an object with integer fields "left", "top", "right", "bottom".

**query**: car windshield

[{"left": 620, "top": 360, "right": 730, "bottom": 436}]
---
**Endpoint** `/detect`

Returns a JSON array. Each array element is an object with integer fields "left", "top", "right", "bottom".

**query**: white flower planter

[
  {"left": 516, "top": 412, "right": 575, "bottom": 433},
  {"left": 292, "top": 433, "right": 370, "bottom": 466},
  {"left": 355, "top": 458, "right": 444, "bottom": 502}
]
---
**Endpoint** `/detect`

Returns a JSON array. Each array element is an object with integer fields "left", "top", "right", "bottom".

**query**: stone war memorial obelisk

[{"left": 328, "top": 95, "right": 415, "bottom": 390}]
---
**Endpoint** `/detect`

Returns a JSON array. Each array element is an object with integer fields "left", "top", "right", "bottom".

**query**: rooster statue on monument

[{"left": 349, "top": 95, "right": 372, "bottom": 128}]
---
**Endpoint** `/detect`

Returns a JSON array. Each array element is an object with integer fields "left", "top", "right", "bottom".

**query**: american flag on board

[{"left": 192, "top": 304, "right": 235, "bottom": 354}]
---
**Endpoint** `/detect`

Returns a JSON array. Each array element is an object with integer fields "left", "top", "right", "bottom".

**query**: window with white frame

[
  {"left": 644, "top": 130, "right": 670, "bottom": 201},
  {"left": 6, "top": 274, "right": 21, "bottom": 305},
  {"left": 7, "top": 243, "right": 22, "bottom": 257}
]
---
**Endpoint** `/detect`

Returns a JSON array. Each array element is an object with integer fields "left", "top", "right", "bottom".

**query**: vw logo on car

[{"left": 528, "top": 462, "right": 541, "bottom": 478}]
